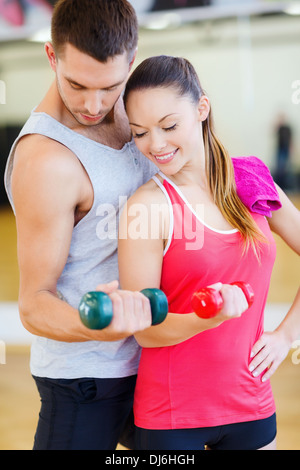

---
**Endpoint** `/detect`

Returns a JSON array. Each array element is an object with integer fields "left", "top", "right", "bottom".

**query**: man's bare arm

[{"left": 11, "top": 136, "right": 151, "bottom": 342}]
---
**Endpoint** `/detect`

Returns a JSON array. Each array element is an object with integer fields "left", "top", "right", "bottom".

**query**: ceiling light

[
  {"left": 29, "top": 27, "right": 51, "bottom": 43},
  {"left": 284, "top": 2, "right": 300, "bottom": 15},
  {"left": 145, "top": 12, "right": 182, "bottom": 30}
]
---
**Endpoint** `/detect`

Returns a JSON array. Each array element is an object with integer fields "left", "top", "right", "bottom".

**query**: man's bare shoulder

[
  {"left": 11, "top": 134, "right": 89, "bottom": 213},
  {"left": 14, "top": 134, "right": 83, "bottom": 174}
]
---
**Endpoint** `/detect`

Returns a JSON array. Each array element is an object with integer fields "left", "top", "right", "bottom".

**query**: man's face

[{"left": 47, "top": 43, "right": 133, "bottom": 126}]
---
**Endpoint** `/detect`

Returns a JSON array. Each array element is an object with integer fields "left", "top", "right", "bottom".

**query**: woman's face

[{"left": 126, "top": 86, "right": 209, "bottom": 176}]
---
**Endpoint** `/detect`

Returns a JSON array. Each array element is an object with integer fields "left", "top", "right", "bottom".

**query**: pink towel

[{"left": 232, "top": 156, "right": 282, "bottom": 218}]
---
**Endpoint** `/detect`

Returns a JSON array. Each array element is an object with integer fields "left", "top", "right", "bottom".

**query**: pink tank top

[{"left": 134, "top": 172, "right": 277, "bottom": 430}]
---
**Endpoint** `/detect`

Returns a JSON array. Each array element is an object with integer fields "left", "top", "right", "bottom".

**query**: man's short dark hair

[{"left": 51, "top": 0, "right": 138, "bottom": 62}]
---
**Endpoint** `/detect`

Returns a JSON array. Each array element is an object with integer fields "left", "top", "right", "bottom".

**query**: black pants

[
  {"left": 33, "top": 375, "right": 136, "bottom": 450},
  {"left": 135, "top": 414, "right": 277, "bottom": 450}
]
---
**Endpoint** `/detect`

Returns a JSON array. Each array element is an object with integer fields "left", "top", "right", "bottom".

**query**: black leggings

[
  {"left": 33, "top": 375, "right": 136, "bottom": 450},
  {"left": 135, "top": 413, "right": 277, "bottom": 450}
]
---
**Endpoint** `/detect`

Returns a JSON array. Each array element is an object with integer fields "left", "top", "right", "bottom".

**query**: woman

[{"left": 118, "top": 56, "right": 300, "bottom": 450}]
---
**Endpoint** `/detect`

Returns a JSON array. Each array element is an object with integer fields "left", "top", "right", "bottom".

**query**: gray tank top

[{"left": 4, "top": 110, "right": 157, "bottom": 379}]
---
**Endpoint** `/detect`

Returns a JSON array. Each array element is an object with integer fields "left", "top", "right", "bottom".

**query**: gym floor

[{"left": 0, "top": 198, "right": 299, "bottom": 451}]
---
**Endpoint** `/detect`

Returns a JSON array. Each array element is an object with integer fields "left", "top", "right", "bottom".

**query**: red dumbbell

[{"left": 191, "top": 282, "right": 254, "bottom": 319}]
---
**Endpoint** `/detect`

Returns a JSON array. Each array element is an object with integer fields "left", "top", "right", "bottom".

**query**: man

[
  {"left": 274, "top": 113, "right": 293, "bottom": 190},
  {"left": 5, "top": 0, "right": 156, "bottom": 450}
]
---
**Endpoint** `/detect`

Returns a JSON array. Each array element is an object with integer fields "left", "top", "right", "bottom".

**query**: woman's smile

[{"left": 151, "top": 148, "right": 179, "bottom": 164}]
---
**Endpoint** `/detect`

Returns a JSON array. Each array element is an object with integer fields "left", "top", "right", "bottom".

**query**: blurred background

[{"left": 0, "top": 0, "right": 299, "bottom": 450}]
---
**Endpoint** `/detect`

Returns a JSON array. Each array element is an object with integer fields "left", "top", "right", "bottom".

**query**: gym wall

[{"left": 0, "top": 12, "right": 300, "bottom": 204}]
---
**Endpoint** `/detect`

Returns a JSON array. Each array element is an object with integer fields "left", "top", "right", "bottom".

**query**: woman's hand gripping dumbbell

[
  {"left": 78, "top": 288, "right": 169, "bottom": 330},
  {"left": 191, "top": 281, "right": 254, "bottom": 319}
]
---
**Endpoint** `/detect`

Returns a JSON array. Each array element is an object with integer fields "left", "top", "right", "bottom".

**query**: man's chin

[{"left": 77, "top": 113, "right": 106, "bottom": 125}]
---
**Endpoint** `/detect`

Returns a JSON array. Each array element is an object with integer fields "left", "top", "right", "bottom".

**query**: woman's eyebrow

[{"left": 130, "top": 113, "right": 179, "bottom": 127}]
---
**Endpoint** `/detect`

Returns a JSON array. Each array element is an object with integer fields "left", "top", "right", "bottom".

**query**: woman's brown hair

[{"left": 124, "top": 55, "right": 266, "bottom": 256}]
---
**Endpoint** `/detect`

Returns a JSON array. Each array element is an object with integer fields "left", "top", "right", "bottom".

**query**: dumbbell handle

[
  {"left": 191, "top": 282, "right": 254, "bottom": 319},
  {"left": 79, "top": 288, "right": 168, "bottom": 330}
]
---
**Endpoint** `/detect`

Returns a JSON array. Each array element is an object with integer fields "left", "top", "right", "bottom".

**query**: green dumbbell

[{"left": 78, "top": 288, "right": 168, "bottom": 330}]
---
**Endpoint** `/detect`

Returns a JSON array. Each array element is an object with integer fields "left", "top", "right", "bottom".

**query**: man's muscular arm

[{"left": 11, "top": 135, "right": 151, "bottom": 342}]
